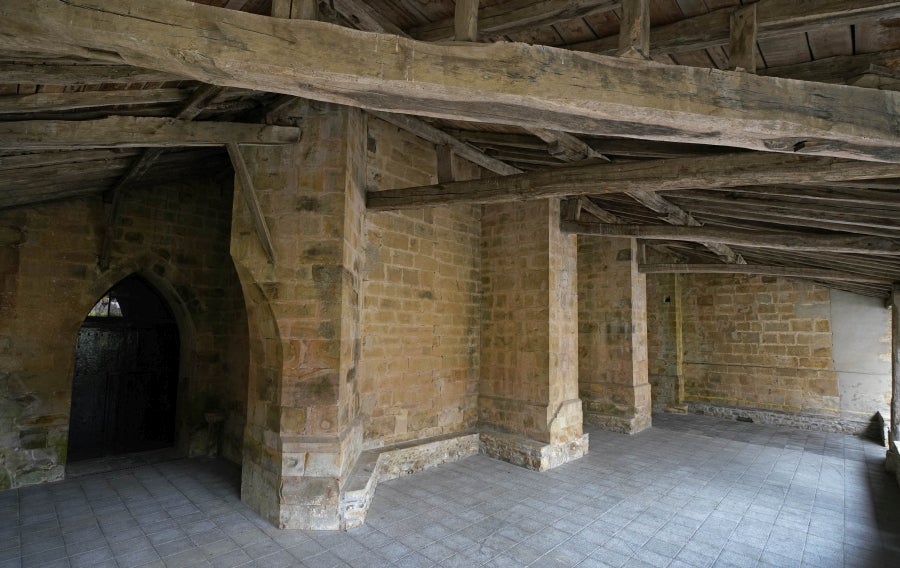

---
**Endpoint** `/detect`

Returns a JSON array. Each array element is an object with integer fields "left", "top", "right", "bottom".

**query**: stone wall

[
  {"left": 361, "top": 117, "right": 481, "bottom": 447},
  {"left": 680, "top": 275, "right": 839, "bottom": 416},
  {"left": 647, "top": 274, "right": 679, "bottom": 411},
  {"left": 0, "top": 173, "right": 248, "bottom": 490}
]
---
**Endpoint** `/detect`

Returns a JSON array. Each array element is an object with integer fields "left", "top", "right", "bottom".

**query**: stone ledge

[
  {"left": 685, "top": 403, "right": 873, "bottom": 435},
  {"left": 338, "top": 429, "right": 589, "bottom": 529},
  {"left": 339, "top": 432, "right": 480, "bottom": 529},
  {"left": 584, "top": 412, "right": 651, "bottom": 435}
]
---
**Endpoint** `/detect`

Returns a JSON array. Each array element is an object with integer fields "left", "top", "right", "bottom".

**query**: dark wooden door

[{"left": 68, "top": 276, "right": 179, "bottom": 461}]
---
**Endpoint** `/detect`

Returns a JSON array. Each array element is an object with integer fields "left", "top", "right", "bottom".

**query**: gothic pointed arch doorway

[{"left": 68, "top": 274, "right": 180, "bottom": 461}]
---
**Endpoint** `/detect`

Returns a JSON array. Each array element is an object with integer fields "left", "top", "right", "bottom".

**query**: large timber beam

[
  {"left": 570, "top": 0, "right": 900, "bottom": 56},
  {"left": 2, "top": 0, "right": 899, "bottom": 163},
  {"left": 564, "top": 222, "right": 900, "bottom": 256},
  {"left": 367, "top": 153, "right": 900, "bottom": 210},
  {"left": 0, "top": 116, "right": 300, "bottom": 149}
]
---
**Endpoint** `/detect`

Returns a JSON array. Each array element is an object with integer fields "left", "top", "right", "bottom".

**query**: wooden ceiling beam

[
  {"left": 0, "top": 149, "right": 140, "bottom": 170},
  {"left": 0, "top": 116, "right": 300, "bottom": 149},
  {"left": 638, "top": 263, "right": 893, "bottom": 284},
  {"left": 672, "top": 185, "right": 900, "bottom": 207},
  {"left": 4, "top": 0, "right": 898, "bottom": 163},
  {"left": 367, "top": 153, "right": 900, "bottom": 210},
  {"left": 563, "top": 221, "right": 900, "bottom": 256},
  {"left": 408, "top": 0, "right": 619, "bottom": 42},
  {"left": 691, "top": 210, "right": 900, "bottom": 240},
  {"left": 0, "top": 88, "right": 189, "bottom": 114},
  {"left": 669, "top": 194, "right": 900, "bottom": 227},
  {"left": 0, "top": 63, "right": 184, "bottom": 85},
  {"left": 570, "top": 0, "right": 900, "bottom": 56}
]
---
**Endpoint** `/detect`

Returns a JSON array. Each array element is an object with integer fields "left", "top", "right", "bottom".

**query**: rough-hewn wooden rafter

[
  {"left": 0, "top": 89, "right": 189, "bottom": 114},
  {"left": 638, "top": 263, "right": 892, "bottom": 284},
  {"left": 2, "top": 0, "right": 898, "bottom": 163},
  {"left": 563, "top": 221, "right": 900, "bottom": 256},
  {"left": 762, "top": 49, "right": 900, "bottom": 83}
]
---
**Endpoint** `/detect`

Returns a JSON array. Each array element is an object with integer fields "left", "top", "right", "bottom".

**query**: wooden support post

[
  {"left": 455, "top": 0, "right": 480, "bottom": 41},
  {"left": 892, "top": 284, "right": 900, "bottom": 441},
  {"left": 227, "top": 143, "right": 276, "bottom": 264},
  {"left": 674, "top": 273, "right": 685, "bottom": 407},
  {"left": 435, "top": 144, "right": 454, "bottom": 184},
  {"left": 272, "top": 0, "right": 317, "bottom": 20},
  {"left": 729, "top": 3, "right": 758, "bottom": 72},
  {"left": 619, "top": 0, "right": 650, "bottom": 59}
]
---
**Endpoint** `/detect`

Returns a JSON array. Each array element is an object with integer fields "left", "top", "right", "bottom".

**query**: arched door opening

[{"left": 68, "top": 274, "right": 180, "bottom": 462}]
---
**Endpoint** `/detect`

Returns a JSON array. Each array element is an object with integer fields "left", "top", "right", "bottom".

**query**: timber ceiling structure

[{"left": 1, "top": 0, "right": 899, "bottom": 296}]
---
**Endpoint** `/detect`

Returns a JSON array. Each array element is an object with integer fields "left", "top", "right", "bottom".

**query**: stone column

[
  {"left": 230, "top": 104, "right": 365, "bottom": 529},
  {"left": 578, "top": 237, "right": 652, "bottom": 433},
  {"left": 479, "top": 199, "right": 587, "bottom": 470}
]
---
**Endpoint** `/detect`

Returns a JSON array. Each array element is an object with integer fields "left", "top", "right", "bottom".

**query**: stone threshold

[{"left": 339, "top": 429, "right": 589, "bottom": 529}]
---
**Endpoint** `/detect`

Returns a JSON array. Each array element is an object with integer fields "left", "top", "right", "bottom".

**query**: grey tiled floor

[{"left": 2, "top": 413, "right": 899, "bottom": 567}]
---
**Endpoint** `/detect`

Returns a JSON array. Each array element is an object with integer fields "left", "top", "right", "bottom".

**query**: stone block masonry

[
  {"left": 650, "top": 273, "right": 891, "bottom": 435},
  {"left": 681, "top": 275, "right": 839, "bottom": 416},
  {"left": 361, "top": 117, "right": 481, "bottom": 448}
]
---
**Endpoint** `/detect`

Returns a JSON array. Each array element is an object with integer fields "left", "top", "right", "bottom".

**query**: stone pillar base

[
  {"left": 479, "top": 431, "right": 589, "bottom": 471},
  {"left": 584, "top": 412, "right": 652, "bottom": 434}
]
